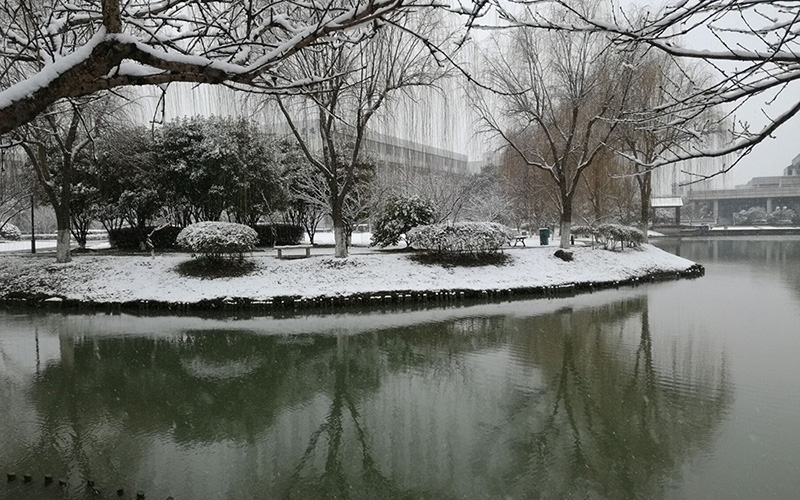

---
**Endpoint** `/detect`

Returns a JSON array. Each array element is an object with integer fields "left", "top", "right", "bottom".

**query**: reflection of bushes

[{"left": 34, "top": 333, "right": 335, "bottom": 443}]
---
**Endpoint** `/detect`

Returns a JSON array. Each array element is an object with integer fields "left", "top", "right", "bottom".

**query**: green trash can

[{"left": 539, "top": 227, "right": 550, "bottom": 245}]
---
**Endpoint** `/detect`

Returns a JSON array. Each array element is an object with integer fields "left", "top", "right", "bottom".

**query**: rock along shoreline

[{"left": 0, "top": 263, "right": 705, "bottom": 314}]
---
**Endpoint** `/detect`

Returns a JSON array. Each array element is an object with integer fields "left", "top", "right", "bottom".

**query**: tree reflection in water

[
  {"left": 493, "top": 299, "right": 732, "bottom": 499},
  {"left": 0, "top": 294, "right": 732, "bottom": 500}
]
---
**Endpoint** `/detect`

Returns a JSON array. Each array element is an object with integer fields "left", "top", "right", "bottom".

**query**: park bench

[
  {"left": 511, "top": 234, "right": 527, "bottom": 247},
  {"left": 274, "top": 244, "right": 314, "bottom": 259}
]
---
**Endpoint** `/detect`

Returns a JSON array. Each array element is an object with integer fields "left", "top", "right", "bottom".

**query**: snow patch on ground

[{"left": 0, "top": 244, "right": 696, "bottom": 304}]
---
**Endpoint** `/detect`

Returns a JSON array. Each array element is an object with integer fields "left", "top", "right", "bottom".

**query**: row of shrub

[
  {"left": 733, "top": 206, "right": 798, "bottom": 225},
  {"left": 107, "top": 226, "right": 183, "bottom": 249},
  {"left": 107, "top": 223, "right": 303, "bottom": 249},
  {"left": 407, "top": 222, "right": 514, "bottom": 254},
  {"left": 572, "top": 224, "right": 645, "bottom": 250},
  {"left": 250, "top": 224, "right": 304, "bottom": 247}
]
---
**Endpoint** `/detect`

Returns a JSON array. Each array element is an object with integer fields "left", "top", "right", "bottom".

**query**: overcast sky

[{"left": 632, "top": 0, "right": 800, "bottom": 185}]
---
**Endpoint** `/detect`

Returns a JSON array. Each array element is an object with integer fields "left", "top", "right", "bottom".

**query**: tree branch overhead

[{"left": 0, "top": 0, "right": 412, "bottom": 134}]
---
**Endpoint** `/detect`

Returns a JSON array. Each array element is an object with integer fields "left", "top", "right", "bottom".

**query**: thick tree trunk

[
  {"left": 639, "top": 171, "right": 652, "bottom": 244},
  {"left": 55, "top": 206, "right": 71, "bottom": 263},
  {"left": 332, "top": 204, "right": 348, "bottom": 258},
  {"left": 334, "top": 225, "right": 348, "bottom": 258},
  {"left": 559, "top": 203, "right": 572, "bottom": 250}
]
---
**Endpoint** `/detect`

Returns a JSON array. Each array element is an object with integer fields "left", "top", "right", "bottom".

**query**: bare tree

[
  {"left": 8, "top": 97, "right": 118, "bottom": 262},
  {"left": 462, "top": 164, "right": 513, "bottom": 224},
  {"left": 0, "top": 0, "right": 430, "bottom": 135},
  {"left": 470, "top": 11, "right": 635, "bottom": 249},
  {"left": 616, "top": 50, "right": 722, "bottom": 239},
  {"left": 277, "top": 13, "right": 451, "bottom": 257},
  {"left": 0, "top": 149, "right": 31, "bottom": 232},
  {"left": 474, "top": 0, "right": 800, "bottom": 174},
  {"left": 497, "top": 138, "right": 559, "bottom": 232},
  {"left": 577, "top": 147, "right": 634, "bottom": 226}
]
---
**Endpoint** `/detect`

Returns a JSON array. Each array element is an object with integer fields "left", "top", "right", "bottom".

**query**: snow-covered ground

[
  {"left": 0, "top": 239, "right": 57, "bottom": 252},
  {"left": 0, "top": 242, "right": 697, "bottom": 304},
  {"left": 0, "top": 238, "right": 111, "bottom": 253}
]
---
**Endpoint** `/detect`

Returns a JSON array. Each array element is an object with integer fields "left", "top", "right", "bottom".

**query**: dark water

[{"left": 1, "top": 237, "right": 799, "bottom": 499}]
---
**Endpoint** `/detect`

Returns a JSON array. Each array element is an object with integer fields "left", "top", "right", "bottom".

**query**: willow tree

[
  {"left": 470, "top": 9, "right": 635, "bottom": 249},
  {"left": 618, "top": 50, "right": 719, "bottom": 240},
  {"left": 277, "top": 13, "right": 451, "bottom": 257},
  {"left": 476, "top": 0, "right": 800, "bottom": 173}
]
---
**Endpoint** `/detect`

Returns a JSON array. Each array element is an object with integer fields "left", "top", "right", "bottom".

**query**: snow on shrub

[
  {"left": 371, "top": 195, "right": 435, "bottom": 247},
  {"left": 572, "top": 224, "right": 645, "bottom": 251},
  {"left": 176, "top": 221, "right": 258, "bottom": 259},
  {"left": 733, "top": 206, "right": 768, "bottom": 225},
  {"left": 767, "top": 207, "right": 798, "bottom": 225},
  {"left": 407, "top": 222, "right": 514, "bottom": 254},
  {"left": 0, "top": 223, "right": 21, "bottom": 241}
]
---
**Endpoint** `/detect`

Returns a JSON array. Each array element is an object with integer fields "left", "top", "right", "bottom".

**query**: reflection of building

[{"left": 685, "top": 153, "right": 800, "bottom": 225}]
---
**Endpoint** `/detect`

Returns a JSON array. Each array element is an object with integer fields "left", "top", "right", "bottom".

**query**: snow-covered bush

[
  {"left": 733, "top": 206, "right": 768, "bottom": 225},
  {"left": 371, "top": 195, "right": 435, "bottom": 248},
  {"left": 573, "top": 224, "right": 645, "bottom": 251},
  {"left": 0, "top": 223, "right": 21, "bottom": 241},
  {"left": 767, "top": 207, "right": 798, "bottom": 225},
  {"left": 176, "top": 221, "right": 258, "bottom": 260},
  {"left": 407, "top": 222, "right": 514, "bottom": 254}
]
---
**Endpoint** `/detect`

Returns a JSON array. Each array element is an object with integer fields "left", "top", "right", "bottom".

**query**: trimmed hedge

[
  {"left": 109, "top": 224, "right": 304, "bottom": 249},
  {"left": 108, "top": 226, "right": 182, "bottom": 249},
  {"left": 572, "top": 224, "right": 645, "bottom": 250},
  {"left": 176, "top": 221, "right": 258, "bottom": 258},
  {"left": 251, "top": 224, "right": 304, "bottom": 246},
  {"left": 407, "top": 222, "right": 514, "bottom": 255}
]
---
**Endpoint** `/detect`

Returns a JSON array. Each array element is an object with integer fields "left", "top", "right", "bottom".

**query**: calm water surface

[{"left": 1, "top": 237, "right": 799, "bottom": 499}]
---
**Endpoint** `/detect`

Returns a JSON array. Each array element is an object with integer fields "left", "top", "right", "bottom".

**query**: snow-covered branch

[
  {"left": 0, "top": 0, "right": 417, "bottom": 134},
  {"left": 473, "top": 0, "right": 800, "bottom": 164}
]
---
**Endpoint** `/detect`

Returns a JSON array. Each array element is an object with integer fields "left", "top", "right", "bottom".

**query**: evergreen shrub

[
  {"left": 108, "top": 226, "right": 182, "bottom": 249},
  {"left": 370, "top": 195, "right": 435, "bottom": 247},
  {"left": 251, "top": 224, "right": 304, "bottom": 246}
]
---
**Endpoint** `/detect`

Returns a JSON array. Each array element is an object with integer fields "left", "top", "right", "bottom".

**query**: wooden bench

[{"left": 274, "top": 244, "right": 314, "bottom": 259}]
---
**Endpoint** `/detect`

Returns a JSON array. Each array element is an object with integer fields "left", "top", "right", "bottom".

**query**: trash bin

[{"left": 539, "top": 227, "right": 550, "bottom": 245}]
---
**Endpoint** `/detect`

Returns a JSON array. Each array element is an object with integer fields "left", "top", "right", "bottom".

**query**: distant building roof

[{"left": 651, "top": 197, "right": 684, "bottom": 208}]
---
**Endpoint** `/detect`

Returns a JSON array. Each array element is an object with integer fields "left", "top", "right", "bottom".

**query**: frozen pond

[{"left": 1, "top": 237, "right": 799, "bottom": 499}]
